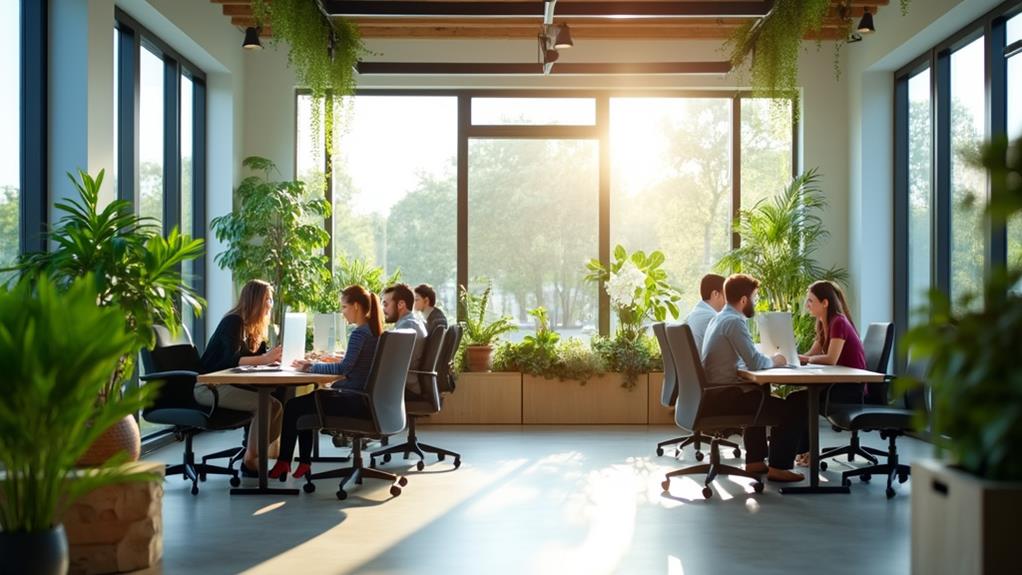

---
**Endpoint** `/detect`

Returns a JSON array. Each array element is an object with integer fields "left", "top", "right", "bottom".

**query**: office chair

[
  {"left": 833, "top": 355, "right": 930, "bottom": 498},
  {"left": 371, "top": 325, "right": 462, "bottom": 470},
  {"left": 819, "top": 322, "right": 895, "bottom": 471},
  {"left": 300, "top": 330, "right": 416, "bottom": 500},
  {"left": 660, "top": 324, "right": 767, "bottom": 499},
  {"left": 652, "top": 322, "right": 741, "bottom": 461},
  {"left": 140, "top": 326, "right": 253, "bottom": 494}
]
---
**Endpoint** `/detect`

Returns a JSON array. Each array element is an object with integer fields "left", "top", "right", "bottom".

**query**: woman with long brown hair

[
  {"left": 197, "top": 279, "right": 284, "bottom": 475},
  {"left": 269, "top": 285, "right": 383, "bottom": 480}
]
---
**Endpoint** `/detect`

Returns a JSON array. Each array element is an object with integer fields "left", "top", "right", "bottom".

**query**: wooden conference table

[
  {"left": 738, "top": 365, "right": 887, "bottom": 495},
  {"left": 196, "top": 367, "right": 338, "bottom": 495}
]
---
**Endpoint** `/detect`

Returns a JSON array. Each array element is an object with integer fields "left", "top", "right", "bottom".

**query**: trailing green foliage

[
  {"left": 309, "top": 255, "right": 401, "bottom": 313},
  {"left": 0, "top": 275, "right": 160, "bottom": 533},
  {"left": 591, "top": 334, "right": 662, "bottom": 390},
  {"left": 715, "top": 168, "right": 848, "bottom": 350},
  {"left": 900, "top": 135, "right": 1022, "bottom": 481},
  {"left": 585, "top": 245, "right": 682, "bottom": 343},
  {"left": 459, "top": 280, "right": 517, "bottom": 346},
  {"left": 7, "top": 170, "right": 204, "bottom": 401},
  {"left": 210, "top": 157, "right": 331, "bottom": 335},
  {"left": 492, "top": 308, "right": 605, "bottom": 383}
]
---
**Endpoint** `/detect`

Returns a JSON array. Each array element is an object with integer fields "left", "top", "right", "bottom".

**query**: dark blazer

[
  {"left": 425, "top": 307, "right": 448, "bottom": 335},
  {"left": 200, "top": 314, "right": 267, "bottom": 373}
]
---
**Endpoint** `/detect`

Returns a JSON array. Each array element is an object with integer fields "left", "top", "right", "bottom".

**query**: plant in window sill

[
  {"left": 458, "top": 279, "right": 518, "bottom": 371},
  {"left": 585, "top": 245, "right": 682, "bottom": 344},
  {"left": 492, "top": 307, "right": 605, "bottom": 384}
]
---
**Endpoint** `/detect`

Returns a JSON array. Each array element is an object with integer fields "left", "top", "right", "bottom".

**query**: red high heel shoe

[
  {"left": 268, "top": 460, "right": 290, "bottom": 481},
  {"left": 292, "top": 463, "right": 312, "bottom": 479}
]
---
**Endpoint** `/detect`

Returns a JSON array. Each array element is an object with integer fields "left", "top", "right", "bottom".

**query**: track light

[
  {"left": 857, "top": 9, "right": 876, "bottom": 34},
  {"left": 243, "top": 26, "right": 263, "bottom": 50},
  {"left": 551, "top": 24, "right": 573, "bottom": 49}
]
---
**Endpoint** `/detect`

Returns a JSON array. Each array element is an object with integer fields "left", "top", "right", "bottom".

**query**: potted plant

[
  {"left": 7, "top": 170, "right": 204, "bottom": 463},
  {"left": 211, "top": 156, "right": 331, "bottom": 342},
  {"left": 901, "top": 135, "right": 1022, "bottom": 575},
  {"left": 0, "top": 275, "right": 160, "bottom": 575},
  {"left": 459, "top": 280, "right": 517, "bottom": 372},
  {"left": 309, "top": 255, "right": 401, "bottom": 353},
  {"left": 493, "top": 306, "right": 604, "bottom": 384}
]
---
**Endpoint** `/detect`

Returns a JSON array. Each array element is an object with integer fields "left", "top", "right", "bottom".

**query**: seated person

[
  {"left": 414, "top": 283, "right": 448, "bottom": 334},
  {"left": 700, "top": 273, "right": 807, "bottom": 482},
  {"left": 684, "top": 273, "right": 726, "bottom": 354},
  {"left": 268, "top": 285, "right": 382, "bottom": 480},
  {"left": 384, "top": 283, "right": 428, "bottom": 396},
  {"left": 793, "top": 280, "right": 867, "bottom": 466},
  {"left": 198, "top": 279, "right": 283, "bottom": 476}
]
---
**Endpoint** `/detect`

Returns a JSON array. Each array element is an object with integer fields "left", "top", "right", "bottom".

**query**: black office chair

[
  {"left": 660, "top": 324, "right": 767, "bottom": 499},
  {"left": 371, "top": 325, "right": 463, "bottom": 470},
  {"left": 819, "top": 322, "right": 895, "bottom": 471},
  {"left": 831, "top": 355, "right": 930, "bottom": 498},
  {"left": 140, "top": 326, "right": 253, "bottom": 495},
  {"left": 300, "top": 330, "right": 417, "bottom": 500},
  {"left": 652, "top": 322, "right": 741, "bottom": 461}
]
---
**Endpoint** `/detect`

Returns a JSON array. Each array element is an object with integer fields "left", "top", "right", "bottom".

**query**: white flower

[{"left": 606, "top": 260, "right": 645, "bottom": 308}]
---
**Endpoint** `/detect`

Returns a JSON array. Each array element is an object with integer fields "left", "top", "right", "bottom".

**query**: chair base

[
  {"left": 656, "top": 431, "right": 741, "bottom": 460},
  {"left": 841, "top": 431, "right": 911, "bottom": 499},
  {"left": 369, "top": 417, "right": 462, "bottom": 471},
  {"left": 820, "top": 430, "right": 886, "bottom": 469},
  {"left": 304, "top": 435, "right": 407, "bottom": 500},
  {"left": 661, "top": 437, "right": 763, "bottom": 500},
  {"left": 166, "top": 431, "right": 239, "bottom": 495}
]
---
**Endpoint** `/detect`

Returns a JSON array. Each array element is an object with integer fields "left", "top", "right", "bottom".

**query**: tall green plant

[
  {"left": 585, "top": 245, "right": 682, "bottom": 343},
  {"left": 458, "top": 280, "right": 517, "bottom": 346},
  {"left": 0, "top": 275, "right": 160, "bottom": 533},
  {"left": 210, "top": 156, "right": 331, "bottom": 333},
  {"left": 310, "top": 255, "right": 402, "bottom": 313},
  {"left": 8, "top": 170, "right": 205, "bottom": 401}
]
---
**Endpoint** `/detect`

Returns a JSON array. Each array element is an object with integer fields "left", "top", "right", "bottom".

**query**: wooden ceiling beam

[
  {"left": 324, "top": 1, "right": 773, "bottom": 18},
  {"left": 356, "top": 61, "right": 732, "bottom": 75}
]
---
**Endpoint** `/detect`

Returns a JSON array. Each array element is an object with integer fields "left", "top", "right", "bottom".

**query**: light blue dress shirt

[
  {"left": 395, "top": 311, "right": 428, "bottom": 391},
  {"left": 684, "top": 299, "right": 718, "bottom": 355},
  {"left": 700, "top": 304, "right": 774, "bottom": 386}
]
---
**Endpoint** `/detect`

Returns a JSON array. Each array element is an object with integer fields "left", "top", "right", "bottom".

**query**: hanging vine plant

[{"left": 251, "top": 0, "right": 365, "bottom": 154}]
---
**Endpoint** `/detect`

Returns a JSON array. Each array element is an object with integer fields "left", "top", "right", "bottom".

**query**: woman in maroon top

[{"left": 794, "top": 280, "right": 866, "bottom": 466}]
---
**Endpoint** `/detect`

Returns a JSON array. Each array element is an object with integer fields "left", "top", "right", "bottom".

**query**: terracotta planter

[
  {"left": 78, "top": 415, "right": 141, "bottom": 467},
  {"left": 465, "top": 345, "right": 494, "bottom": 372}
]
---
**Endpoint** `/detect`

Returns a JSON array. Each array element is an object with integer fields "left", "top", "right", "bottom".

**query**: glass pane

[
  {"left": 113, "top": 28, "right": 118, "bottom": 196},
  {"left": 329, "top": 96, "right": 458, "bottom": 312},
  {"left": 0, "top": 0, "right": 19, "bottom": 282},
  {"left": 908, "top": 69, "right": 933, "bottom": 323},
  {"left": 180, "top": 75, "right": 195, "bottom": 336},
  {"left": 139, "top": 46, "right": 164, "bottom": 233},
  {"left": 472, "top": 98, "right": 596, "bottom": 125},
  {"left": 950, "top": 37, "right": 986, "bottom": 311},
  {"left": 741, "top": 98, "right": 793, "bottom": 209},
  {"left": 1008, "top": 12, "right": 1022, "bottom": 45},
  {"left": 469, "top": 139, "right": 598, "bottom": 342},
  {"left": 1009, "top": 51, "right": 1021, "bottom": 277},
  {"left": 610, "top": 98, "right": 732, "bottom": 319}
]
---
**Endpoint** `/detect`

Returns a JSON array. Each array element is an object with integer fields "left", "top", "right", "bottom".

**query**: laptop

[
  {"left": 756, "top": 311, "right": 801, "bottom": 368},
  {"left": 280, "top": 312, "right": 308, "bottom": 369}
]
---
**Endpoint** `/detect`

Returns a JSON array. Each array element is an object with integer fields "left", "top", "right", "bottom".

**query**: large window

[
  {"left": 301, "top": 92, "right": 795, "bottom": 338},
  {"left": 1008, "top": 13, "right": 1022, "bottom": 272},
  {"left": 0, "top": 0, "right": 20, "bottom": 280},
  {"left": 907, "top": 69, "right": 933, "bottom": 322},
  {"left": 139, "top": 46, "right": 165, "bottom": 232}
]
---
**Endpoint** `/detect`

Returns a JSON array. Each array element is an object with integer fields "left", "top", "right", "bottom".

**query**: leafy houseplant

[
  {"left": 585, "top": 245, "right": 682, "bottom": 343},
  {"left": 591, "top": 334, "right": 662, "bottom": 390},
  {"left": 211, "top": 156, "right": 331, "bottom": 339},
  {"left": 493, "top": 307, "right": 604, "bottom": 384},
  {"left": 459, "top": 280, "right": 517, "bottom": 372},
  {"left": 715, "top": 168, "right": 848, "bottom": 351},
  {"left": 0, "top": 275, "right": 160, "bottom": 572}
]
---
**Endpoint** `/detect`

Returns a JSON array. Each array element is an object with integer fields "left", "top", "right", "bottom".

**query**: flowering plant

[{"left": 585, "top": 245, "right": 682, "bottom": 342}]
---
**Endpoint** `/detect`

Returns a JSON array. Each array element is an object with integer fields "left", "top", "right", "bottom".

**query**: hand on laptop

[
  {"left": 292, "top": 359, "right": 312, "bottom": 372},
  {"left": 771, "top": 354, "right": 787, "bottom": 367},
  {"left": 260, "top": 345, "right": 282, "bottom": 365},
  {"left": 798, "top": 354, "right": 810, "bottom": 365}
]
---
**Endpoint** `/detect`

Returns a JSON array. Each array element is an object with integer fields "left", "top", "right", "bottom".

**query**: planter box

[
  {"left": 424, "top": 371, "right": 522, "bottom": 424},
  {"left": 523, "top": 373, "right": 648, "bottom": 424},
  {"left": 647, "top": 372, "right": 676, "bottom": 425},
  {"left": 912, "top": 459, "right": 1022, "bottom": 575},
  {"left": 63, "top": 462, "right": 164, "bottom": 574}
]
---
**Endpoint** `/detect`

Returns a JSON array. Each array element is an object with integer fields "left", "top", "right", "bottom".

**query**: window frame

[{"left": 20, "top": 0, "right": 47, "bottom": 255}]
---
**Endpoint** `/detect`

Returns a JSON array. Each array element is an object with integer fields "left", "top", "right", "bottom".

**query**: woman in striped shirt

[{"left": 269, "top": 285, "right": 383, "bottom": 480}]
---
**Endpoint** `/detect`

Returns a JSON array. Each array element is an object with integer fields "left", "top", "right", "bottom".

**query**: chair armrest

[
  {"left": 140, "top": 369, "right": 199, "bottom": 381},
  {"left": 408, "top": 369, "right": 437, "bottom": 376}
]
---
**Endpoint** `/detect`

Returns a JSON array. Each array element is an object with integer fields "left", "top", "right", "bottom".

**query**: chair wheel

[
  {"left": 416, "top": 460, "right": 425, "bottom": 471},
  {"left": 861, "top": 474, "right": 871, "bottom": 483},
  {"left": 886, "top": 487, "right": 896, "bottom": 499},
  {"left": 438, "top": 453, "right": 446, "bottom": 461},
  {"left": 842, "top": 478, "right": 851, "bottom": 488},
  {"left": 303, "top": 482, "right": 316, "bottom": 493},
  {"left": 229, "top": 476, "right": 241, "bottom": 487},
  {"left": 199, "top": 473, "right": 207, "bottom": 482},
  {"left": 398, "top": 476, "right": 408, "bottom": 487},
  {"left": 336, "top": 489, "right": 347, "bottom": 500},
  {"left": 190, "top": 484, "right": 199, "bottom": 495},
  {"left": 898, "top": 473, "right": 909, "bottom": 484},
  {"left": 370, "top": 458, "right": 376, "bottom": 468},
  {"left": 390, "top": 485, "right": 402, "bottom": 497},
  {"left": 383, "top": 454, "right": 391, "bottom": 463},
  {"left": 820, "top": 461, "right": 828, "bottom": 472},
  {"left": 732, "top": 448, "right": 742, "bottom": 459},
  {"left": 702, "top": 486, "right": 713, "bottom": 499},
  {"left": 661, "top": 479, "right": 671, "bottom": 492},
  {"left": 695, "top": 451, "right": 705, "bottom": 462},
  {"left": 453, "top": 458, "right": 462, "bottom": 469},
  {"left": 753, "top": 481, "right": 764, "bottom": 494},
  {"left": 656, "top": 447, "right": 664, "bottom": 457}
]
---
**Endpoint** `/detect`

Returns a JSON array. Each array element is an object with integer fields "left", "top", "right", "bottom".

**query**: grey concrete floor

[{"left": 138, "top": 424, "right": 925, "bottom": 575}]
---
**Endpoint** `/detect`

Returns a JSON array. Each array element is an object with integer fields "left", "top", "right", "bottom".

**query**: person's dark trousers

[
  {"left": 278, "top": 387, "right": 372, "bottom": 463},
  {"left": 790, "top": 384, "right": 863, "bottom": 454},
  {"left": 700, "top": 386, "right": 807, "bottom": 470}
]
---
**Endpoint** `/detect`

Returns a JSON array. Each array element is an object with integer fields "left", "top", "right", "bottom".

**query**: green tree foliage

[
  {"left": 386, "top": 168, "right": 456, "bottom": 300},
  {"left": 0, "top": 185, "right": 17, "bottom": 283}
]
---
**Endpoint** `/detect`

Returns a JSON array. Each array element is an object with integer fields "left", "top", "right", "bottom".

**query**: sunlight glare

[
  {"left": 252, "top": 501, "right": 287, "bottom": 516},
  {"left": 668, "top": 555, "right": 686, "bottom": 575}
]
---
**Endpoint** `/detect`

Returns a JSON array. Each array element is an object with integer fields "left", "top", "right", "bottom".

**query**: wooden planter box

[
  {"left": 523, "top": 373, "right": 648, "bottom": 424},
  {"left": 424, "top": 371, "right": 522, "bottom": 424},
  {"left": 647, "top": 372, "right": 676, "bottom": 425},
  {"left": 912, "top": 459, "right": 1022, "bottom": 575}
]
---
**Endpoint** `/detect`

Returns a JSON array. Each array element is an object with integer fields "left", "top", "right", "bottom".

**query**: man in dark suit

[{"left": 413, "top": 283, "right": 448, "bottom": 334}]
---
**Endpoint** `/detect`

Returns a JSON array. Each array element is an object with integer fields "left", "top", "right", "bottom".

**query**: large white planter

[{"left": 912, "top": 458, "right": 1022, "bottom": 575}]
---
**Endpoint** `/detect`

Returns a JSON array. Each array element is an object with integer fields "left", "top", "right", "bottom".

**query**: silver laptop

[
  {"left": 280, "top": 312, "right": 308, "bottom": 369},
  {"left": 756, "top": 311, "right": 801, "bottom": 368}
]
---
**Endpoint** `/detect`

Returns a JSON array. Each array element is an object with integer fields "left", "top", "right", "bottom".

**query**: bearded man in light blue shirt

[{"left": 683, "top": 273, "right": 727, "bottom": 354}]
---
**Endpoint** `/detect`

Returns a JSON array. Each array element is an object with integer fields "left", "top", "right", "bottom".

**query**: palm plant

[
  {"left": 0, "top": 275, "right": 160, "bottom": 535},
  {"left": 459, "top": 280, "right": 517, "bottom": 346}
]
